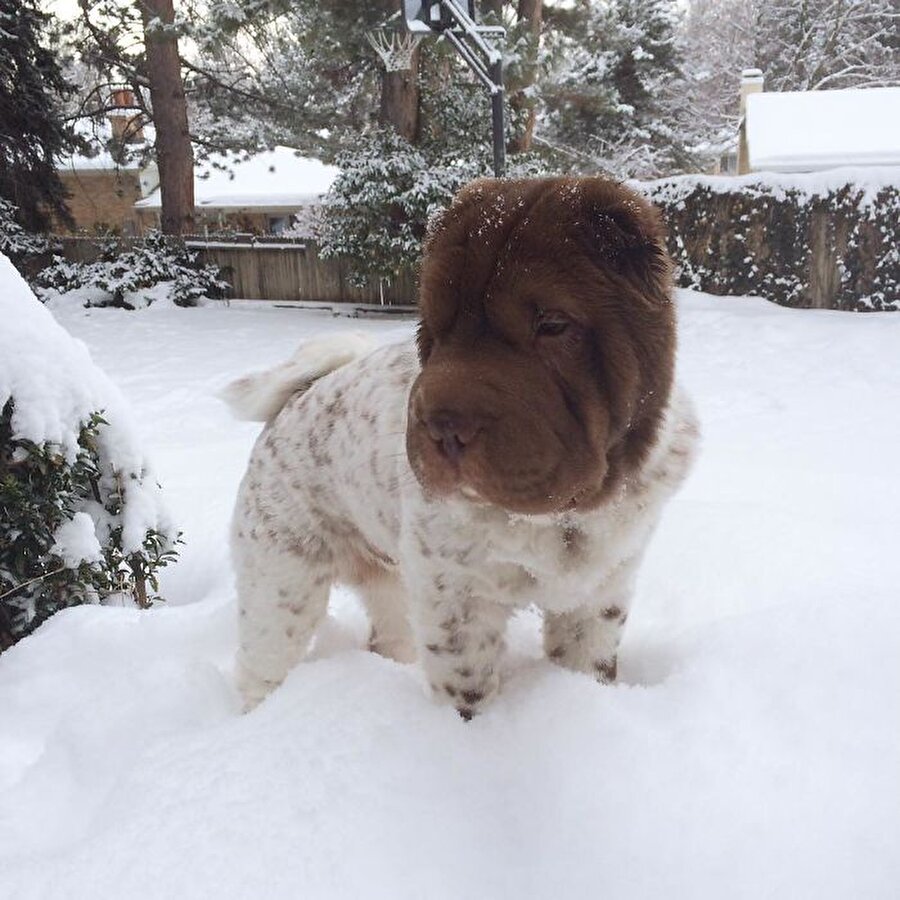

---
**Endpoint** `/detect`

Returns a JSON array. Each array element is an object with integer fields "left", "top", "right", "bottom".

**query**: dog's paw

[
  {"left": 235, "top": 660, "right": 281, "bottom": 713},
  {"left": 429, "top": 669, "right": 500, "bottom": 721}
]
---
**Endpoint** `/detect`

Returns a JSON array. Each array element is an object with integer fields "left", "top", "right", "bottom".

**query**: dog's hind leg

[
  {"left": 357, "top": 568, "right": 416, "bottom": 664},
  {"left": 233, "top": 535, "right": 333, "bottom": 710}
]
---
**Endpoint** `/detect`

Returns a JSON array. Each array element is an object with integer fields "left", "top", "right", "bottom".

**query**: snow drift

[{"left": 1, "top": 292, "right": 899, "bottom": 898}]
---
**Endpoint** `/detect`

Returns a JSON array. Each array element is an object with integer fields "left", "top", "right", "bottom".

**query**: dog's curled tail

[{"left": 221, "top": 332, "right": 374, "bottom": 423}]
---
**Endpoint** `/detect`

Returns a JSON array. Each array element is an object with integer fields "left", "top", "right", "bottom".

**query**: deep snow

[{"left": 2, "top": 293, "right": 899, "bottom": 899}]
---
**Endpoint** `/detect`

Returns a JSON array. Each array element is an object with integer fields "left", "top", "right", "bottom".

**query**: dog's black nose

[{"left": 424, "top": 411, "right": 479, "bottom": 463}]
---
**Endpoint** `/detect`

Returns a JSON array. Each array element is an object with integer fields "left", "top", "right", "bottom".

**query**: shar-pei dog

[{"left": 225, "top": 177, "right": 699, "bottom": 719}]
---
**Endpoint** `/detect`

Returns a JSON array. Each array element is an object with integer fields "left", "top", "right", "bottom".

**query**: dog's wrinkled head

[{"left": 406, "top": 177, "right": 675, "bottom": 515}]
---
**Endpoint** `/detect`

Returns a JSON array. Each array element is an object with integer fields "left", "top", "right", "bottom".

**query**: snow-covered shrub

[
  {"left": 317, "top": 129, "right": 480, "bottom": 286},
  {"left": 638, "top": 169, "right": 900, "bottom": 311},
  {"left": 0, "top": 253, "right": 180, "bottom": 649},
  {"left": 36, "top": 232, "right": 228, "bottom": 309},
  {"left": 0, "top": 198, "right": 52, "bottom": 271},
  {"left": 318, "top": 127, "right": 548, "bottom": 285}
]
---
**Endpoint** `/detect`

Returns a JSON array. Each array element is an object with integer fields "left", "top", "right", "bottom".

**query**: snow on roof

[
  {"left": 746, "top": 87, "right": 900, "bottom": 172},
  {"left": 134, "top": 147, "right": 339, "bottom": 211}
]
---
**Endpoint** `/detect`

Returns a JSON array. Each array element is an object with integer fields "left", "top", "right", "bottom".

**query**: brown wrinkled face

[{"left": 406, "top": 177, "right": 676, "bottom": 515}]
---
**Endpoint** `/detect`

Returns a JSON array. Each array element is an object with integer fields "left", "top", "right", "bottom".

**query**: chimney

[
  {"left": 108, "top": 88, "right": 144, "bottom": 144},
  {"left": 739, "top": 68, "right": 764, "bottom": 117},
  {"left": 737, "top": 68, "right": 764, "bottom": 175}
]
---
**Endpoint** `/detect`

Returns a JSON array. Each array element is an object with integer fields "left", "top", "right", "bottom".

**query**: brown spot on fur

[
  {"left": 455, "top": 666, "right": 474, "bottom": 678},
  {"left": 602, "top": 605, "right": 622, "bottom": 620},
  {"left": 444, "top": 683, "right": 458, "bottom": 698},
  {"left": 594, "top": 658, "right": 617, "bottom": 683},
  {"left": 457, "top": 707, "right": 474, "bottom": 721},
  {"left": 561, "top": 526, "right": 584, "bottom": 555},
  {"left": 460, "top": 689, "right": 484, "bottom": 705}
]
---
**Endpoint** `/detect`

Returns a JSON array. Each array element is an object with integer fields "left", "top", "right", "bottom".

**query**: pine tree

[
  {"left": 541, "top": 0, "right": 692, "bottom": 177},
  {"left": 0, "top": 0, "right": 76, "bottom": 231},
  {"left": 186, "top": 0, "right": 397, "bottom": 159}
]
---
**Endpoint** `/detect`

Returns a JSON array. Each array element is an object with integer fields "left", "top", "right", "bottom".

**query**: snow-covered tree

[
  {"left": 755, "top": 0, "right": 899, "bottom": 92},
  {"left": 0, "top": 200, "right": 51, "bottom": 267},
  {"left": 70, "top": 0, "right": 195, "bottom": 234},
  {"left": 190, "top": 2, "right": 549, "bottom": 280},
  {"left": 0, "top": 0, "right": 78, "bottom": 231},
  {"left": 678, "top": 0, "right": 900, "bottom": 169},
  {"left": 540, "top": 0, "right": 693, "bottom": 178},
  {"left": 186, "top": 0, "right": 396, "bottom": 158}
]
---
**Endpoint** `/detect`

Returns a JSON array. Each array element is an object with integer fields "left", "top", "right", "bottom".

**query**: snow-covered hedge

[
  {"left": 0, "top": 254, "right": 180, "bottom": 648},
  {"left": 636, "top": 167, "right": 900, "bottom": 311},
  {"left": 36, "top": 232, "right": 228, "bottom": 309}
]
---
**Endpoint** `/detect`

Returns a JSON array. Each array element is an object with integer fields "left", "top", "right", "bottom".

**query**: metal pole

[{"left": 490, "top": 59, "right": 505, "bottom": 177}]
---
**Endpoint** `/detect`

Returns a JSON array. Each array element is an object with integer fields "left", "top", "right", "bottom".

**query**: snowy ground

[{"left": 2, "top": 292, "right": 899, "bottom": 899}]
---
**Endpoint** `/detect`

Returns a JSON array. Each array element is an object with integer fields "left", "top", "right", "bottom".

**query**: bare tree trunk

[
  {"left": 379, "top": 45, "right": 421, "bottom": 143},
  {"left": 508, "top": 0, "right": 542, "bottom": 154},
  {"left": 139, "top": 0, "right": 194, "bottom": 235}
]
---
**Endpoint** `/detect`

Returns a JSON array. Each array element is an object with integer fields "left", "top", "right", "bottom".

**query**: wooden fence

[{"left": 54, "top": 235, "right": 418, "bottom": 306}]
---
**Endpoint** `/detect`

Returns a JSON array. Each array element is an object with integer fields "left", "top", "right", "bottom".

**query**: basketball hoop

[{"left": 366, "top": 29, "right": 423, "bottom": 72}]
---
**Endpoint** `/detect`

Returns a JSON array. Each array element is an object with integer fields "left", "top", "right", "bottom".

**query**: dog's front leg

[
  {"left": 543, "top": 605, "right": 627, "bottom": 683},
  {"left": 543, "top": 552, "right": 642, "bottom": 684},
  {"left": 411, "top": 581, "right": 511, "bottom": 720}
]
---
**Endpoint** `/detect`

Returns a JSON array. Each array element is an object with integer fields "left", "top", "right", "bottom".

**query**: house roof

[
  {"left": 134, "top": 147, "right": 339, "bottom": 212},
  {"left": 746, "top": 87, "right": 900, "bottom": 172}
]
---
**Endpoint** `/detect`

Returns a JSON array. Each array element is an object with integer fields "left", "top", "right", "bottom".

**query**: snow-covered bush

[
  {"left": 36, "top": 232, "right": 228, "bottom": 309},
  {"left": 0, "top": 253, "right": 180, "bottom": 648},
  {"left": 316, "top": 129, "right": 479, "bottom": 286},
  {"left": 318, "top": 126, "right": 548, "bottom": 285},
  {"left": 0, "top": 198, "right": 51, "bottom": 269},
  {"left": 638, "top": 169, "right": 900, "bottom": 311}
]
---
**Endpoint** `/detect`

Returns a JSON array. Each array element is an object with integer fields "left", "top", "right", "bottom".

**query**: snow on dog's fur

[{"left": 226, "top": 177, "right": 699, "bottom": 717}]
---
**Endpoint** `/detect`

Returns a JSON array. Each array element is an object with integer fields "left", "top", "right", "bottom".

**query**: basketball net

[{"left": 366, "top": 30, "right": 423, "bottom": 72}]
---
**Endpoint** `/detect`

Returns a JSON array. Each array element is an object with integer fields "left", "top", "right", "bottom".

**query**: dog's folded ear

[{"left": 579, "top": 187, "right": 672, "bottom": 298}]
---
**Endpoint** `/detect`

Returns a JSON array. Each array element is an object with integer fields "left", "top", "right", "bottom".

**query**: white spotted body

[{"left": 229, "top": 337, "right": 699, "bottom": 716}]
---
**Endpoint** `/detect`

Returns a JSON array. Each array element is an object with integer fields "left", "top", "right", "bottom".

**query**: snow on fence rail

[
  {"left": 54, "top": 236, "right": 418, "bottom": 306},
  {"left": 635, "top": 167, "right": 900, "bottom": 311}
]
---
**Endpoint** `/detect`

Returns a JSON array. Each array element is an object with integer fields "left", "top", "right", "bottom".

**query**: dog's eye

[{"left": 535, "top": 313, "right": 571, "bottom": 338}]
